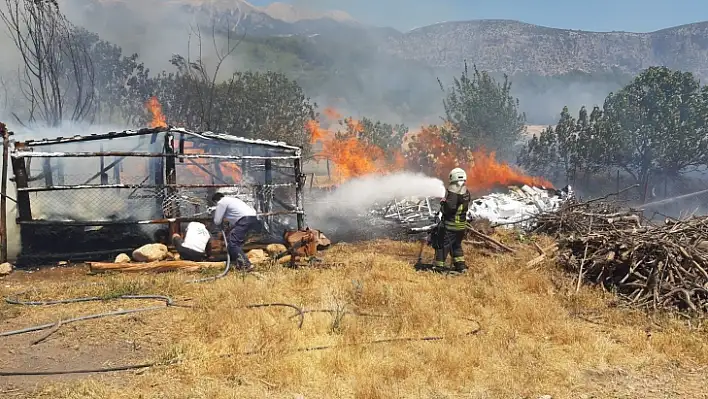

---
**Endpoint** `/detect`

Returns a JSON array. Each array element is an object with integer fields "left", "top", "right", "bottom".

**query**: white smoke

[{"left": 312, "top": 171, "right": 445, "bottom": 217}]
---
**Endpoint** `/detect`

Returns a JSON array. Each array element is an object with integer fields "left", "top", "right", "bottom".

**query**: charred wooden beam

[
  {"left": 294, "top": 157, "right": 305, "bottom": 229},
  {"left": 17, "top": 210, "right": 303, "bottom": 226},
  {"left": 17, "top": 182, "right": 295, "bottom": 193},
  {"left": 187, "top": 158, "right": 229, "bottom": 185},
  {"left": 12, "top": 151, "right": 300, "bottom": 160},
  {"left": 99, "top": 144, "right": 108, "bottom": 185},
  {"left": 81, "top": 141, "right": 144, "bottom": 185},
  {"left": 10, "top": 152, "right": 32, "bottom": 251},
  {"left": 164, "top": 132, "right": 179, "bottom": 236},
  {"left": 1, "top": 124, "right": 10, "bottom": 262},
  {"left": 42, "top": 146, "right": 53, "bottom": 187},
  {"left": 19, "top": 127, "right": 168, "bottom": 147}
]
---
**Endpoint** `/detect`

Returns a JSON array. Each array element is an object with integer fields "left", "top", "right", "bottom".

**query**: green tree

[
  {"left": 601, "top": 67, "right": 708, "bottom": 188},
  {"left": 518, "top": 66, "right": 708, "bottom": 197},
  {"left": 438, "top": 61, "right": 527, "bottom": 159}
]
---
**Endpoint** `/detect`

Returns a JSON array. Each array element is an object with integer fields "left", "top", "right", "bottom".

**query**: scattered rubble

[
  {"left": 374, "top": 185, "right": 573, "bottom": 235},
  {"left": 467, "top": 185, "right": 573, "bottom": 228}
]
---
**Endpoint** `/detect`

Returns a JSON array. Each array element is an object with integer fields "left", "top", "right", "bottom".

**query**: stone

[
  {"left": 246, "top": 249, "right": 268, "bottom": 264},
  {"left": 114, "top": 253, "right": 131, "bottom": 263},
  {"left": 265, "top": 243, "right": 287, "bottom": 256},
  {"left": 132, "top": 243, "right": 169, "bottom": 263},
  {"left": 0, "top": 262, "right": 13, "bottom": 276}
]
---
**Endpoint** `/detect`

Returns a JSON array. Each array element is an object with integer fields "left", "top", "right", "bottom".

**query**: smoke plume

[{"left": 305, "top": 171, "right": 444, "bottom": 242}]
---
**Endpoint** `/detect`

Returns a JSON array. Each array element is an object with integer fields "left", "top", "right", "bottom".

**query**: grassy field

[{"left": 1, "top": 232, "right": 708, "bottom": 398}]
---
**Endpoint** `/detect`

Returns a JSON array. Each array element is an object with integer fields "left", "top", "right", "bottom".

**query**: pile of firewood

[{"left": 532, "top": 199, "right": 708, "bottom": 313}]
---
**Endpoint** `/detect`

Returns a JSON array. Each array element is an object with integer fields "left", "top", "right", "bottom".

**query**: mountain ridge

[{"left": 384, "top": 19, "right": 708, "bottom": 78}]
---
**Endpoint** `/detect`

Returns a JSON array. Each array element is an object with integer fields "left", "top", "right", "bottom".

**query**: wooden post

[
  {"left": 99, "top": 143, "right": 108, "bottom": 185},
  {"left": 264, "top": 158, "right": 273, "bottom": 227},
  {"left": 42, "top": 147, "right": 53, "bottom": 187},
  {"left": 294, "top": 157, "right": 305, "bottom": 230},
  {"left": 11, "top": 147, "right": 32, "bottom": 253},
  {"left": 113, "top": 156, "right": 121, "bottom": 194},
  {"left": 0, "top": 125, "right": 10, "bottom": 263},
  {"left": 164, "top": 132, "right": 179, "bottom": 236},
  {"left": 56, "top": 158, "right": 64, "bottom": 185}
]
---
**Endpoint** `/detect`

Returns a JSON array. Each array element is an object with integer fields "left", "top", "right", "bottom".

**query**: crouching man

[
  {"left": 171, "top": 221, "right": 212, "bottom": 261},
  {"left": 211, "top": 192, "right": 260, "bottom": 271}
]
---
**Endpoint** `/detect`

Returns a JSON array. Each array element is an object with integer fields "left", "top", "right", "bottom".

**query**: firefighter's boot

[{"left": 453, "top": 260, "right": 467, "bottom": 273}]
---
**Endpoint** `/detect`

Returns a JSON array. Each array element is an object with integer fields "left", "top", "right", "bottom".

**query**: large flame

[
  {"left": 146, "top": 96, "right": 167, "bottom": 128},
  {"left": 306, "top": 107, "right": 552, "bottom": 192},
  {"left": 306, "top": 111, "right": 403, "bottom": 183}
]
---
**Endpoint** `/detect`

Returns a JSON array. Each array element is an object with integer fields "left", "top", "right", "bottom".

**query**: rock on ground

[
  {"left": 0, "top": 262, "right": 13, "bottom": 276},
  {"left": 132, "top": 243, "right": 169, "bottom": 262},
  {"left": 266, "top": 244, "right": 287, "bottom": 256},
  {"left": 247, "top": 249, "right": 268, "bottom": 264},
  {"left": 114, "top": 253, "right": 131, "bottom": 263}
]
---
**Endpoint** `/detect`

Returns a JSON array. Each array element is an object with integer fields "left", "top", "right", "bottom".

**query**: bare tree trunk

[{"left": 0, "top": 0, "right": 96, "bottom": 127}]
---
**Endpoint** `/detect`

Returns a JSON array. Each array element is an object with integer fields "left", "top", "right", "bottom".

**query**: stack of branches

[{"left": 531, "top": 198, "right": 708, "bottom": 313}]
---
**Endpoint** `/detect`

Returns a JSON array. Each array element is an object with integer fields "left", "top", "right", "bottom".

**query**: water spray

[{"left": 639, "top": 188, "right": 708, "bottom": 209}]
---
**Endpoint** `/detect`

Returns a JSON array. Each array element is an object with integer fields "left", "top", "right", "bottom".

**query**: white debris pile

[
  {"left": 370, "top": 197, "right": 438, "bottom": 226},
  {"left": 467, "top": 185, "right": 573, "bottom": 228}
]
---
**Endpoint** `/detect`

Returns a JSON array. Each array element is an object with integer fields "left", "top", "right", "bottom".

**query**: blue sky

[{"left": 249, "top": 0, "right": 708, "bottom": 32}]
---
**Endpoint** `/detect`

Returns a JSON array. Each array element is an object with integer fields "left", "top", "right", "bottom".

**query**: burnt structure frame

[{"left": 0, "top": 126, "right": 307, "bottom": 265}]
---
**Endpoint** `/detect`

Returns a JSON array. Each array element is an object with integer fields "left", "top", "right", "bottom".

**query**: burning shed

[{"left": 1, "top": 126, "right": 306, "bottom": 266}]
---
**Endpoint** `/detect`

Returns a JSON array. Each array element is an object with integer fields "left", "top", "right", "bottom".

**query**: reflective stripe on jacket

[{"left": 441, "top": 186, "right": 471, "bottom": 231}]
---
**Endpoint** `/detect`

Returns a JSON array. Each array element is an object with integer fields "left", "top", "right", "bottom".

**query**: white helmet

[{"left": 449, "top": 167, "right": 466, "bottom": 184}]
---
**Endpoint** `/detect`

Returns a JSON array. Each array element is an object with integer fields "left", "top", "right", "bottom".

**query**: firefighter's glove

[{"left": 434, "top": 211, "right": 442, "bottom": 225}]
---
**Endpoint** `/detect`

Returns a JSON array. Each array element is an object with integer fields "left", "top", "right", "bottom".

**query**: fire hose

[
  {"left": 0, "top": 229, "right": 483, "bottom": 377},
  {"left": 0, "top": 229, "right": 234, "bottom": 376}
]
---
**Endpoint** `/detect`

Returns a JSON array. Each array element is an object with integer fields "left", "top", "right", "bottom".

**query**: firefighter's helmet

[{"left": 449, "top": 167, "right": 467, "bottom": 184}]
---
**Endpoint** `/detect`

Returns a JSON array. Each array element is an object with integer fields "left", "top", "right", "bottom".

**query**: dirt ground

[{"left": 1, "top": 235, "right": 708, "bottom": 399}]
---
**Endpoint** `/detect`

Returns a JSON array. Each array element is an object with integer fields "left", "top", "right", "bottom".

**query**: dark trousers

[
  {"left": 434, "top": 228, "right": 466, "bottom": 269},
  {"left": 172, "top": 236, "right": 208, "bottom": 262},
  {"left": 227, "top": 216, "right": 259, "bottom": 269}
]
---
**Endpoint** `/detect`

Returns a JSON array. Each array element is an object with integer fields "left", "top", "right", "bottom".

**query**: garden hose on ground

[{"left": 0, "top": 229, "right": 483, "bottom": 377}]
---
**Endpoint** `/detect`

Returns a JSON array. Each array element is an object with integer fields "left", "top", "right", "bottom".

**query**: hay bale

[{"left": 132, "top": 243, "right": 169, "bottom": 262}]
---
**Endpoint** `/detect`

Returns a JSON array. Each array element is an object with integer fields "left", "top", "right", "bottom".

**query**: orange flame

[
  {"left": 467, "top": 149, "right": 552, "bottom": 191},
  {"left": 145, "top": 96, "right": 167, "bottom": 128},
  {"left": 181, "top": 141, "right": 242, "bottom": 183},
  {"left": 323, "top": 107, "right": 342, "bottom": 120},
  {"left": 305, "top": 107, "right": 552, "bottom": 191},
  {"left": 306, "top": 110, "right": 403, "bottom": 183}
]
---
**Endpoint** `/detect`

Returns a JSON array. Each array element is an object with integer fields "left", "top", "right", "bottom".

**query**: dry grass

[{"left": 2, "top": 233, "right": 708, "bottom": 399}]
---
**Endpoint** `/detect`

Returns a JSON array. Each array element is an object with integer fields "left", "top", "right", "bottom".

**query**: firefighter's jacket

[{"left": 440, "top": 184, "right": 471, "bottom": 231}]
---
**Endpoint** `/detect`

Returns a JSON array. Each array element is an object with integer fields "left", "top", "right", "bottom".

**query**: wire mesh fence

[{"left": 8, "top": 128, "right": 305, "bottom": 265}]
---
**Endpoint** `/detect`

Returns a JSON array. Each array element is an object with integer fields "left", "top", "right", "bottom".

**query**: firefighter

[{"left": 434, "top": 167, "right": 471, "bottom": 272}]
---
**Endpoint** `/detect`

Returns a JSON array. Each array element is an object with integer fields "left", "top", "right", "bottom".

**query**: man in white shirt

[
  {"left": 211, "top": 192, "right": 259, "bottom": 271},
  {"left": 171, "top": 221, "right": 212, "bottom": 261}
]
